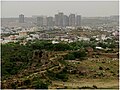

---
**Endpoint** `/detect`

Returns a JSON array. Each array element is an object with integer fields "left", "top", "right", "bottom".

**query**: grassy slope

[{"left": 50, "top": 57, "right": 119, "bottom": 89}]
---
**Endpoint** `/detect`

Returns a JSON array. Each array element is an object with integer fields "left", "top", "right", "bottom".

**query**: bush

[
  {"left": 32, "top": 80, "right": 48, "bottom": 89},
  {"left": 106, "top": 68, "right": 110, "bottom": 70},
  {"left": 99, "top": 66, "right": 103, "bottom": 70},
  {"left": 11, "top": 83, "right": 17, "bottom": 89},
  {"left": 64, "top": 50, "right": 87, "bottom": 60},
  {"left": 93, "top": 85, "right": 97, "bottom": 89},
  {"left": 79, "top": 86, "right": 93, "bottom": 89},
  {"left": 72, "top": 51, "right": 87, "bottom": 59},
  {"left": 64, "top": 53, "right": 75, "bottom": 60},
  {"left": 56, "top": 73, "right": 68, "bottom": 82},
  {"left": 24, "top": 79, "right": 31, "bottom": 85}
]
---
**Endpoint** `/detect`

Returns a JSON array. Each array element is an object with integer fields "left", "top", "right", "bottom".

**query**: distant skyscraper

[
  {"left": 19, "top": 14, "right": 24, "bottom": 23},
  {"left": 58, "top": 12, "right": 64, "bottom": 27},
  {"left": 43, "top": 16, "right": 47, "bottom": 26},
  {"left": 55, "top": 14, "right": 59, "bottom": 26},
  {"left": 76, "top": 15, "right": 81, "bottom": 27},
  {"left": 69, "top": 14, "right": 75, "bottom": 26},
  {"left": 47, "top": 16, "right": 54, "bottom": 27},
  {"left": 63, "top": 15, "right": 69, "bottom": 27},
  {"left": 37, "top": 16, "right": 43, "bottom": 27}
]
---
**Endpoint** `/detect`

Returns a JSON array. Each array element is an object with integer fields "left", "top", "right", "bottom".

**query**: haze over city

[{"left": 2, "top": 1, "right": 119, "bottom": 18}]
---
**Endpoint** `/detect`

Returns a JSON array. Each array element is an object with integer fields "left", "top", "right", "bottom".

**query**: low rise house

[{"left": 19, "top": 31, "right": 27, "bottom": 37}]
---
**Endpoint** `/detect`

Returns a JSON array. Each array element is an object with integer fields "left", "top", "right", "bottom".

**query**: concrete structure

[
  {"left": 19, "top": 31, "right": 27, "bottom": 37},
  {"left": 63, "top": 15, "right": 69, "bottom": 27},
  {"left": 58, "top": 12, "right": 64, "bottom": 27},
  {"left": 43, "top": 16, "right": 47, "bottom": 26},
  {"left": 19, "top": 14, "right": 24, "bottom": 23},
  {"left": 76, "top": 15, "right": 81, "bottom": 27},
  {"left": 69, "top": 14, "right": 75, "bottom": 26},
  {"left": 37, "top": 16, "right": 43, "bottom": 27},
  {"left": 47, "top": 16, "right": 54, "bottom": 27},
  {"left": 55, "top": 14, "right": 59, "bottom": 26}
]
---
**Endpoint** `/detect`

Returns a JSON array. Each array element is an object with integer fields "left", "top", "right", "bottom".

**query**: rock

[{"left": 32, "top": 50, "right": 49, "bottom": 65}]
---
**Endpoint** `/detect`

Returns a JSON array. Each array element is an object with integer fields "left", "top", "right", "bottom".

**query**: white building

[{"left": 52, "top": 41, "right": 59, "bottom": 44}]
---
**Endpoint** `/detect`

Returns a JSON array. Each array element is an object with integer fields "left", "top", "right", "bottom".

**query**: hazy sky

[{"left": 2, "top": 1, "right": 119, "bottom": 18}]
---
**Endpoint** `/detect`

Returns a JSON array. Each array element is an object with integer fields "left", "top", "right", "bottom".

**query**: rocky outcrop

[{"left": 32, "top": 50, "right": 49, "bottom": 65}]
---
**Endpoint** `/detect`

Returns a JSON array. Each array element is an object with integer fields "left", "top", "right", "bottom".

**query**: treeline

[{"left": 27, "top": 40, "right": 96, "bottom": 51}]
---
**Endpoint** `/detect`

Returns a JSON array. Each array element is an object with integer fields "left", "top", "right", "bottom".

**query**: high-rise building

[
  {"left": 69, "top": 14, "right": 75, "bottom": 26},
  {"left": 63, "top": 15, "right": 69, "bottom": 27},
  {"left": 58, "top": 12, "right": 64, "bottom": 27},
  {"left": 55, "top": 14, "right": 59, "bottom": 26},
  {"left": 47, "top": 16, "right": 54, "bottom": 27},
  {"left": 43, "top": 16, "right": 47, "bottom": 26},
  {"left": 19, "top": 14, "right": 24, "bottom": 23},
  {"left": 37, "top": 16, "right": 43, "bottom": 27},
  {"left": 76, "top": 15, "right": 81, "bottom": 27}
]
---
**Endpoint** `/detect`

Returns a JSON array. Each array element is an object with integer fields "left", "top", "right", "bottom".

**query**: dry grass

[
  {"left": 51, "top": 78, "right": 118, "bottom": 89},
  {"left": 50, "top": 57, "right": 119, "bottom": 89}
]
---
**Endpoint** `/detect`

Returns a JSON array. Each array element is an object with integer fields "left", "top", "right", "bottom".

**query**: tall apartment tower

[
  {"left": 63, "top": 15, "right": 69, "bottom": 27},
  {"left": 19, "top": 14, "right": 24, "bottom": 23},
  {"left": 69, "top": 14, "right": 75, "bottom": 26},
  {"left": 76, "top": 15, "right": 81, "bottom": 27},
  {"left": 37, "top": 16, "right": 43, "bottom": 27},
  {"left": 55, "top": 14, "right": 59, "bottom": 26},
  {"left": 47, "top": 16, "right": 54, "bottom": 27},
  {"left": 43, "top": 16, "right": 47, "bottom": 26},
  {"left": 58, "top": 12, "right": 64, "bottom": 27}
]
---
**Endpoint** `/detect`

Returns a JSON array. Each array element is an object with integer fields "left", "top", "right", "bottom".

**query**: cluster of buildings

[
  {"left": 1, "top": 25, "right": 119, "bottom": 45},
  {"left": 1, "top": 13, "right": 119, "bottom": 46},
  {"left": 19, "top": 12, "right": 81, "bottom": 28}
]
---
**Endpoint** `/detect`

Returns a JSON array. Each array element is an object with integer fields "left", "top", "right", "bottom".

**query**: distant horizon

[
  {"left": 1, "top": 14, "right": 119, "bottom": 18},
  {"left": 2, "top": 1, "right": 119, "bottom": 18}
]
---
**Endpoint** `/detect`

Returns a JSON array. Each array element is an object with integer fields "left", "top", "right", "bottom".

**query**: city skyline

[
  {"left": 34, "top": 12, "right": 82, "bottom": 27},
  {"left": 2, "top": 1, "right": 119, "bottom": 18}
]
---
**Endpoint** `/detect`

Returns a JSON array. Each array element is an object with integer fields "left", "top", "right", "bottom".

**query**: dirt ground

[{"left": 51, "top": 79, "right": 119, "bottom": 89}]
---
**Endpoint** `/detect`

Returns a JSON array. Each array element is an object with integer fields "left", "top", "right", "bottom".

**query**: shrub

[
  {"left": 23, "top": 79, "right": 31, "bottom": 85},
  {"left": 56, "top": 73, "right": 68, "bottom": 82},
  {"left": 64, "top": 50, "right": 87, "bottom": 60},
  {"left": 79, "top": 86, "right": 93, "bottom": 89},
  {"left": 93, "top": 85, "right": 97, "bottom": 89},
  {"left": 11, "top": 83, "right": 17, "bottom": 89},
  {"left": 106, "top": 68, "right": 110, "bottom": 70},
  {"left": 64, "top": 53, "right": 75, "bottom": 60},
  {"left": 99, "top": 66, "right": 103, "bottom": 70},
  {"left": 32, "top": 80, "right": 48, "bottom": 89}
]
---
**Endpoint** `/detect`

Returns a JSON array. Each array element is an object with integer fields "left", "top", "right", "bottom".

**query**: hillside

[{"left": 1, "top": 41, "right": 119, "bottom": 89}]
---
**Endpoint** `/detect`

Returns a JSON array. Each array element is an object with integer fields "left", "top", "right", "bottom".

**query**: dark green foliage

[
  {"left": 79, "top": 86, "right": 94, "bottom": 89},
  {"left": 32, "top": 80, "right": 48, "bottom": 89},
  {"left": 64, "top": 50, "right": 87, "bottom": 60},
  {"left": 99, "top": 66, "right": 103, "bottom": 70},
  {"left": 64, "top": 53, "right": 75, "bottom": 60},
  {"left": 98, "top": 39, "right": 116, "bottom": 49},
  {"left": 98, "top": 42, "right": 107, "bottom": 49},
  {"left": 46, "top": 70, "right": 56, "bottom": 79},
  {"left": 11, "top": 83, "right": 17, "bottom": 89},
  {"left": 24, "top": 79, "right": 31, "bottom": 85},
  {"left": 1, "top": 43, "right": 32, "bottom": 80},
  {"left": 46, "top": 68, "right": 68, "bottom": 82},
  {"left": 56, "top": 73, "right": 68, "bottom": 82},
  {"left": 52, "top": 43, "right": 72, "bottom": 51},
  {"left": 58, "top": 59, "right": 67, "bottom": 66},
  {"left": 93, "top": 85, "right": 98, "bottom": 89}
]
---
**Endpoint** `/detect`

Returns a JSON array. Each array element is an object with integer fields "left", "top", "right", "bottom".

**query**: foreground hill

[{"left": 1, "top": 41, "right": 119, "bottom": 89}]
